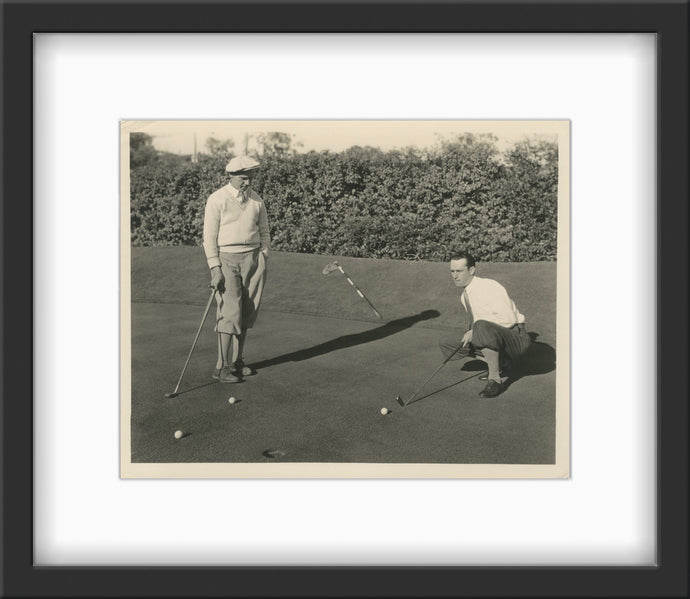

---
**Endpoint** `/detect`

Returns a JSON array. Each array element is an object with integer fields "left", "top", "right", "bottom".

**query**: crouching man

[{"left": 439, "top": 250, "right": 531, "bottom": 398}]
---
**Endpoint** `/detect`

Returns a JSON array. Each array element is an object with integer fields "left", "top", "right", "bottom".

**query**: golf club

[
  {"left": 322, "top": 260, "right": 382, "bottom": 318},
  {"left": 397, "top": 345, "right": 483, "bottom": 407},
  {"left": 165, "top": 287, "right": 215, "bottom": 398}
]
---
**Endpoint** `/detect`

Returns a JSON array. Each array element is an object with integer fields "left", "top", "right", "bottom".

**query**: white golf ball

[
  {"left": 380, "top": 408, "right": 389, "bottom": 415},
  {"left": 228, "top": 396, "right": 236, "bottom": 404},
  {"left": 174, "top": 430, "right": 183, "bottom": 439}
]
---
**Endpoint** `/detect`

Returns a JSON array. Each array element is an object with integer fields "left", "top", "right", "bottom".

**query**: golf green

[{"left": 128, "top": 249, "right": 558, "bottom": 466}]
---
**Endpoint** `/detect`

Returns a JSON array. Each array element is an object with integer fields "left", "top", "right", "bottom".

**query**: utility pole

[{"left": 192, "top": 132, "right": 198, "bottom": 163}]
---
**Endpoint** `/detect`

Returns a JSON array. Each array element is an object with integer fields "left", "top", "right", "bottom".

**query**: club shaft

[
  {"left": 404, "top": 344, "right": 464, "bottom": 405},
  {"left": 338, "top": 266, "right": 382, "bottom": 318},
  {"left": 170, "top": 290, "right": 215, "bottom": 395}
]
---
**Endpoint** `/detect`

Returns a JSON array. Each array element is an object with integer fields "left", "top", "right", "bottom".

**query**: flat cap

[{"left": 225, "top": 155, "right": 261, "bottom": 174}]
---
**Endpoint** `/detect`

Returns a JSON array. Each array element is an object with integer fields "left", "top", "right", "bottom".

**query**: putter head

[
  {"left": 321, "top": 261, "right": 340, "bottom": 275},
  {"left": 164, "top": 392, "right": 178, "bottom": 398},
  {"left": 396, "top": 395, "right": 405, "bottom": 408}
]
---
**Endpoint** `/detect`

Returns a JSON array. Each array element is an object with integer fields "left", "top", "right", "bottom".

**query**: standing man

[
  {"left": 203, "top": 155, "right": 270, "bottom": 383},
  {"left": 439, "top": 250, "right": 531, "bottom": 398}
]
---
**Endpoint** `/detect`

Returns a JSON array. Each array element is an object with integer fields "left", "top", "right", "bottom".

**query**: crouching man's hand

[{"left": 461, "top": 329, "right": 473, "bottom": 347}]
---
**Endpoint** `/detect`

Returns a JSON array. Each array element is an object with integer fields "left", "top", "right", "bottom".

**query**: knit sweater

[{"left": 203, "top": 183, "right": 271, "bottom": 269}]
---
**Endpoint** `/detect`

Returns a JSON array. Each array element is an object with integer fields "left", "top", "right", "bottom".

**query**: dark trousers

[{"left": 439, "top": 320, "right": 531, "bottom": 361}]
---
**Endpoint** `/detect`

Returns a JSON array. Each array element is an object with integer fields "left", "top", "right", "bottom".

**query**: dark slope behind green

[{"left": 131, "top": 247, "right": 556, "bottom": 341}]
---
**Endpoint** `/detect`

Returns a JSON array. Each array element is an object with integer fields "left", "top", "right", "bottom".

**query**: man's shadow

[
  {"left": 461, "top": 332, "right": 557, "bottom": 387},
  {"left": 250, "top": 309, "right": 440, "bottom": 371}
]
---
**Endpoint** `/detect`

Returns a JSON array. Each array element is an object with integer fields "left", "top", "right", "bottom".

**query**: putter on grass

[
  {"left": 321, "top": 260, "right": 382, "bottom": 318},
  {"left": 165, "top": 287, "right": 215, "bottom": 398},
  {"left": 397, "top": 344, "right": 477, "bottom": 407}
]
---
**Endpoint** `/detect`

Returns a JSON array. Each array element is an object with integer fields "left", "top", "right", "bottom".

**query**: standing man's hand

[
  {"left": 461, "top": 330, "right": 473, "bottom": 347},
  {"left": 210, "top": 266, "right": 225, "bottom": 292}
]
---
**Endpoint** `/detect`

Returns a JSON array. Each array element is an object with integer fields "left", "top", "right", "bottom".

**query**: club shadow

[
  {"left": 405, "top": 371, "right": 485, "bottom": 407},
  {"left": 250, "top": 309, "right": 441, "bottom": 371}
]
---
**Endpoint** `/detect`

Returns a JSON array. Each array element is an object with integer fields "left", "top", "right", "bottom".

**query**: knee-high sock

[
  {"left": 483, "top": 348, "right": 501, "bottom": 383},
  {"left": 231, "top": 330, "right": 247, "bottom": 365},
  {"left": 217, "top": 332, "right": 232, "bottom": 369}
]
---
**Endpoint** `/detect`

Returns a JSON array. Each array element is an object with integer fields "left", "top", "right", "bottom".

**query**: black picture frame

[{"left": 2, "top": 1, "right": 688, "bottom": 597}]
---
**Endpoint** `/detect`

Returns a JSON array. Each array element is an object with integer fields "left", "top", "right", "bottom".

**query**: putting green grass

[
  {"left": 131, "top": 247, "right": 556, "bottom": 342},
  {"left": 128, "top": 248, "right": 559, "bottom": 466}
]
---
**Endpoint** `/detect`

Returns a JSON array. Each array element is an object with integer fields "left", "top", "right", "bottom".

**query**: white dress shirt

[{"left": 461, "top": 276, "right": 525, "bottom": 329}]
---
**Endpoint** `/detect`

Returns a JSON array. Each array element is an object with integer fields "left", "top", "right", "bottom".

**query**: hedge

[{"left": 130, "top": 134, "right": 559, "bottom": 262}]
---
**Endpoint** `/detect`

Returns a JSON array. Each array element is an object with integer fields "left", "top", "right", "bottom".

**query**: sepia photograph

[{"left": 121, "top": 119, "right": 569, "bottom": 478}]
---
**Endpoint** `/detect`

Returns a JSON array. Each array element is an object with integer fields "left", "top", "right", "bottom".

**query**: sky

[{"left": 124, "top": 120, "right": 560, "bottom": 156}]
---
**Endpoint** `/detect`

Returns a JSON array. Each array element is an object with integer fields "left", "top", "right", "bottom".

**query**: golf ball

[
  {"left": 228, "top": 396, "right": 236, "bottom": 404},
  {"left": 380, "top": 407, "right": 389, "bottom": 415},
  {"left": 174, "top": 430, "right": 183, "bottom": 439}
]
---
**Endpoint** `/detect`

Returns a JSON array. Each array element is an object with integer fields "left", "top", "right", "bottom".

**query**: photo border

[
  {"left": 3, "top": 1, "right": 688, "bottom": 597},
  {"left": 120, "top": 118, "right": 570, "bottom": 480}
]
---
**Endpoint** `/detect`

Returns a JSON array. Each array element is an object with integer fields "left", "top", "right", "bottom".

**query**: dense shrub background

[{"left": 130, "top": 134, "right": 559, "bottom": 262}]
